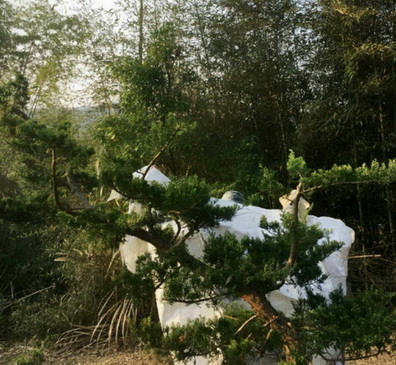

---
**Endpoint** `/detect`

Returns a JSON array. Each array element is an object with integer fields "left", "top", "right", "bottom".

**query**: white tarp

[
  {"left": 132, "top": 165, "right": 171, "bottom": 184},
  {"left": 108, "top": 165, "right": 170, "bottom": 202},
  {"left": 115, "top": 167, "right": 354, "bottom": 365}
]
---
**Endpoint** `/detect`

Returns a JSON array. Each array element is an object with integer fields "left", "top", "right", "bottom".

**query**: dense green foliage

[
  {"left": 0, "top": 0, "right": 395, "bottom": 364},
  {"left": 293, "top": 288, "right": 396, "bottom": 362},
  {"left": 163, "top": 305, "right": 283, "bottom": 364}
]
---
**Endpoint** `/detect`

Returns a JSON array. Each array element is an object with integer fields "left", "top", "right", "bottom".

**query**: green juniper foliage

[
  {"left": 292, "top": 288, "right": 396, "bottom": 362},
  {"left": 163, "top": 305, "right": 283, "bottom": 365}
]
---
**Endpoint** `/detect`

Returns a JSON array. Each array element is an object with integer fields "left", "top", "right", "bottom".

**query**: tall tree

[
  {"left": 189, "top": 0, "right": 308, "bottom": 169},
  {"left": 299, "top": 0, "right": 396, "bottom": 263},
  {"left": 7, "top": 0, "right": 90, "bottom": 112}
]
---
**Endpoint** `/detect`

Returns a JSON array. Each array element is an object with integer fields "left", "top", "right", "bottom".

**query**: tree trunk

[
  {"left": 241, "top": 292, "right": 299, "bottom": 364},
  {"left": 353, "top": 145, "right": 366, "bottom": 252},
  {"left": 138, "top": 0, "right": 144, "bottom": 63},
  {"left": 287, "top": 182, "right": 303, "bottom": 267},
  {"left": 378, "top": 102, "right": 395, "bottom": 258}
]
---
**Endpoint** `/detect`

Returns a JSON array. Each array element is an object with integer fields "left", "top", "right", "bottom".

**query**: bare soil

[
  {"left": 348, "top": 352, "right": 396, "bottom": 365},
  {"left": 1, "top": 344, "right": 394, "bottom": 364},
  {"left": 0, "top": 345, "right": 169, "bottom": 365},
  {"left": 46, "top": 349, "right": 168, "bottom": 365}
]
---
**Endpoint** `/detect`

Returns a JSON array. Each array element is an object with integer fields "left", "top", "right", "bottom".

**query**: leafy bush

[
  {"left": 13, "top": 347, "right": 45, "bottom": 365},
  {"left": 292, "top": 288, "right": 396, "bottom": 362},
  {"left": 9, "top": 297, "right": 69, "bottom": 341}
]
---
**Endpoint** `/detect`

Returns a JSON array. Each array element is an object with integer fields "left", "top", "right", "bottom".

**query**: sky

[
  {"left": 72, "top": 0, "right": 116, "bottom": 10},
  {"left": 17, "top": 0, "right": 121, "bottom": 107},
  {"left": 18, "top": 0, "right": 117, "bottom": 12},
  {"left": 15, "top": 0, "right": 148, "bottom": 108},
  {"left": 91, "top": 0, "right": 116, "bottom": 9},
  {"left": 55, "top": 0, "right": 117, "bottom": 13}
]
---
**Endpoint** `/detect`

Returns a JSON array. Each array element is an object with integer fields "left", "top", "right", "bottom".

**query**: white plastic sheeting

[
  {"left": 107, "top": 165, "right": 170, "bottom": 202},
  {"left": 132, "top": 165, "right": 171, "bottom": 184},
  {"left": 113, "top": 166, "right": 354, "bottom": 365}
]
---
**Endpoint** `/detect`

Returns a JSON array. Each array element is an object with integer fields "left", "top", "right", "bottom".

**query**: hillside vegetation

[{"left": 0, "top": 0, "right": 395, "bottom": 364}]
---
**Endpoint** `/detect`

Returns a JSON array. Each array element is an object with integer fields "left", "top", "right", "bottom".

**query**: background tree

[
  {"left": 297, "top": 0, "right": 396, "bottom": 287},
  {"left": 187, "top": 0, "right": 309, "bottom": 180},
  {"left": 6, "top": 0, "right": 91, "bottom": 111}
]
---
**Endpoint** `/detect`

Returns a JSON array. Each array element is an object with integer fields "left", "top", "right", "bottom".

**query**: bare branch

[
  {"left": 342, "top": 349, "right": 386, "bottom": 361},
  {"left": 348, "top": 254, "right": 381, "bottom": 259},
  {"left": 302, "top": 179, "right": 381, "bottom": 194},
  {"left": 286, "top": 182, "right": 303, "bottom": 267},
  {"left": 166, "top": 295, "right": 222, "bottom": 304},
  {"left": 235, "top": 314, "right": 258, "bottom": 335},
  {"left": 1, "top": 285, "right": 54, "bottom": 311},
  {"left": 143, "top": 127, "right": 180, "bottom": 179}
]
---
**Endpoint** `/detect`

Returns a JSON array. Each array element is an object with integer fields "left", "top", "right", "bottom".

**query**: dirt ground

[
  {"left": 45, "top": 349, "right": 169, "bottom": 365},
  {"left": 62, "top": 352, "right": 395, "bottom": 365},
  {"left": 348, "top": 352, "right": 396, "bottom": 365},
  {"left": 1, "top": 344, "right": 394, "bottom": 364},
  {"left": 0, "top": 345, "right": 169, "bottom": 365}
]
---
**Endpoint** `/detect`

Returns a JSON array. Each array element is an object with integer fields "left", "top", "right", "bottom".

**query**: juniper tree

[{"left": 85, "top": 144, "right": 396, "bottom": 364}]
